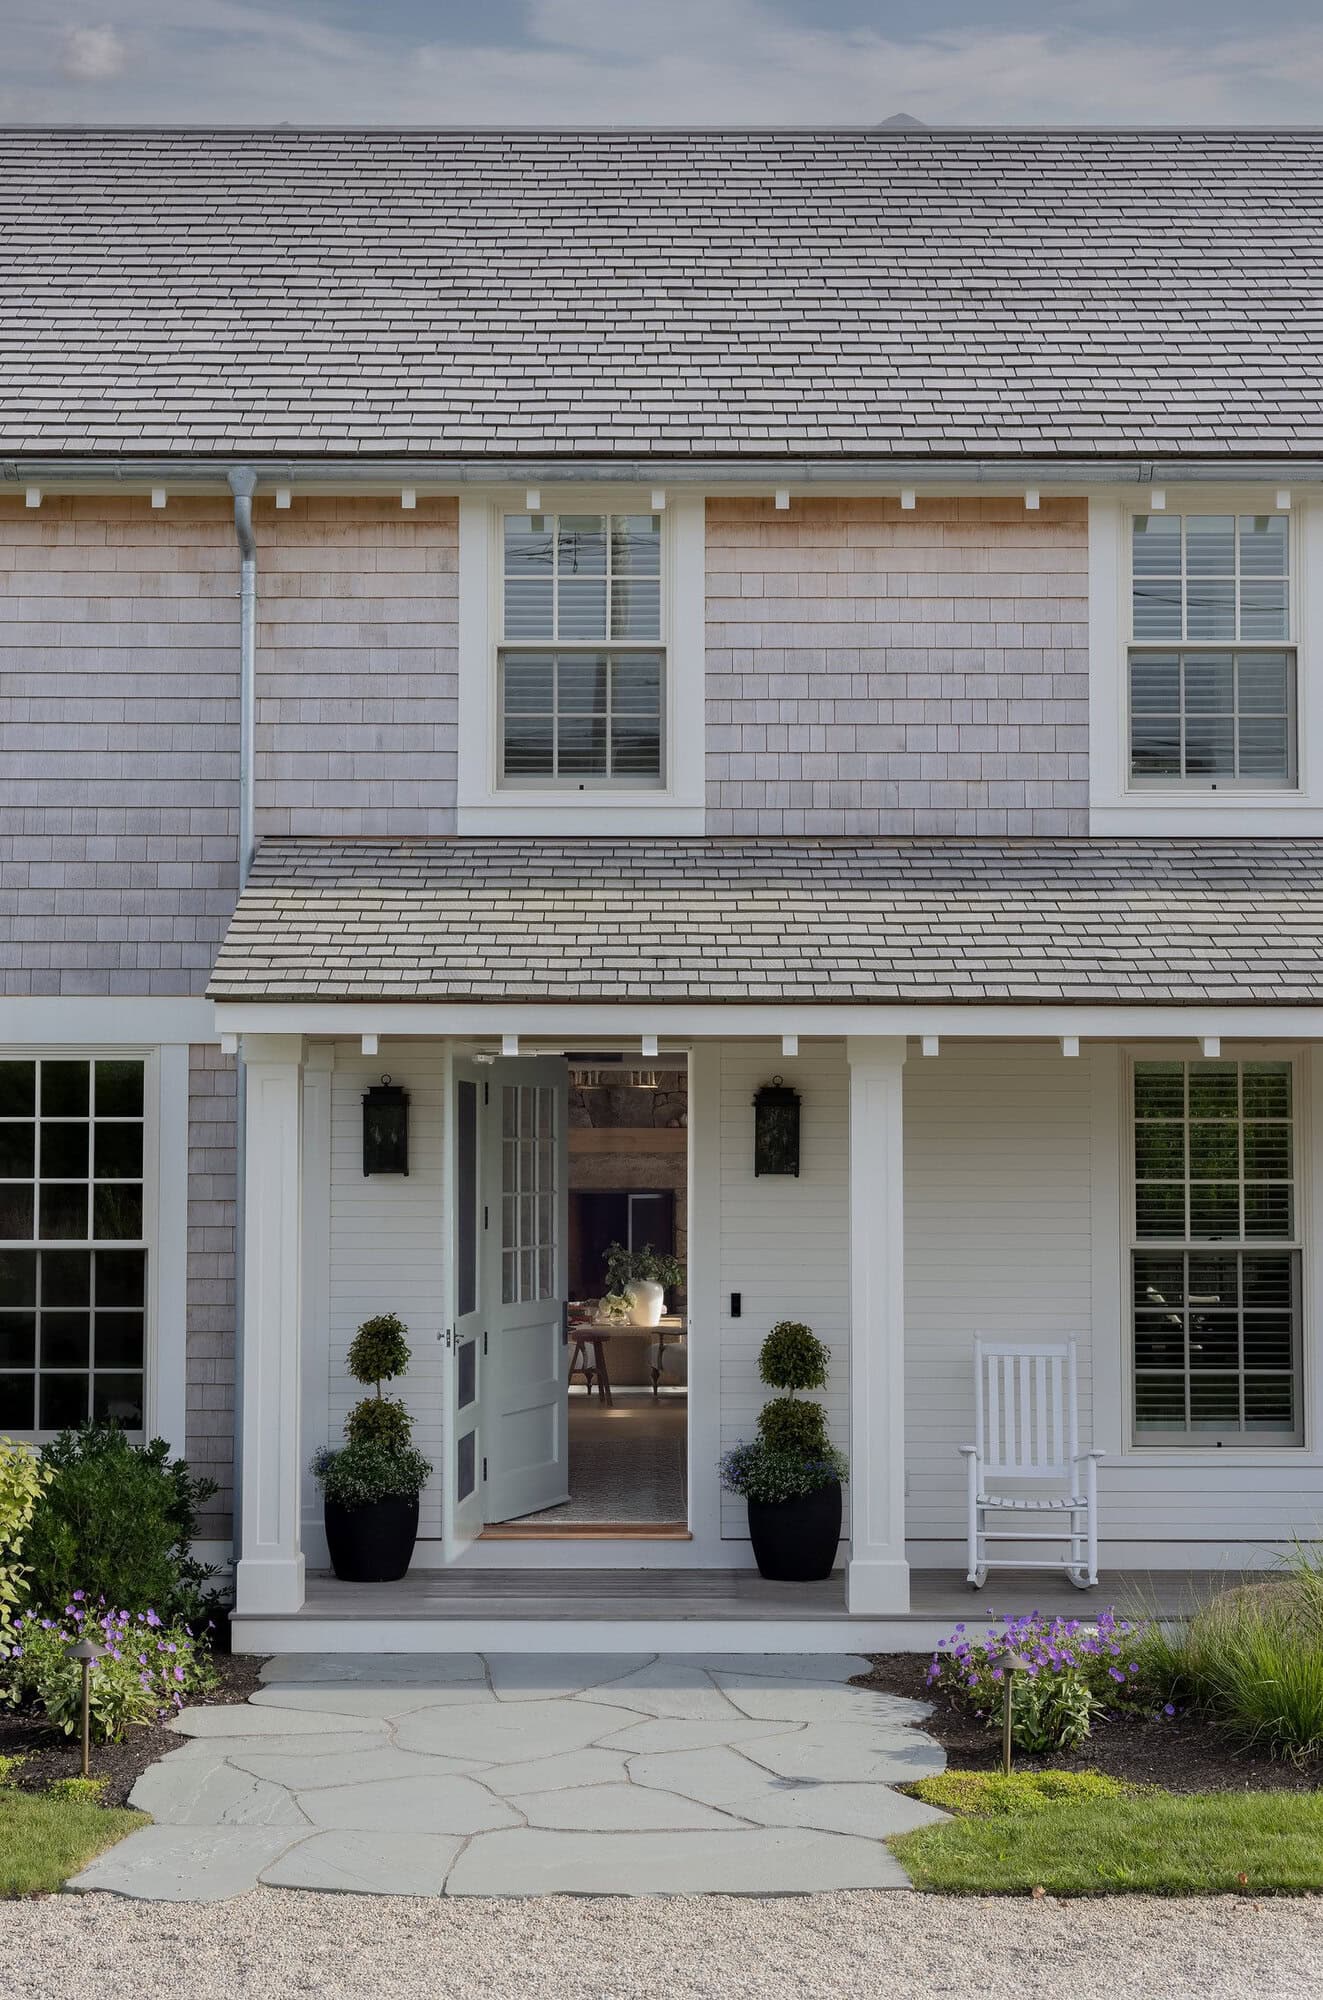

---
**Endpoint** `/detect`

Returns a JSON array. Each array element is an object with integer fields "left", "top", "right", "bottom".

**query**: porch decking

[{"left": 230, "top": 1565, "right": 1231, "bottom": 1657}]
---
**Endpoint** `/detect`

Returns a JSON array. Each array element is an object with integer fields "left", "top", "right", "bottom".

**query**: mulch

[
  {"left": 1, "top": 1653, "right": 268, "bottom": 1810},
  {"left": 857, "top": 1653, "right": 1323, "bottom": 1795}
]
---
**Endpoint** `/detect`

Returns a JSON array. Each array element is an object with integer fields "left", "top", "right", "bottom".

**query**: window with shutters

[
  {"left": 1128, "top": 511, "right": 1296, "bottom": 788},
  {"left": 1130, "top": 1058, "right": 1301, "bottom": 1446},
  {"left": 499, "top": 512, "right": 664, "bottom": 787}
]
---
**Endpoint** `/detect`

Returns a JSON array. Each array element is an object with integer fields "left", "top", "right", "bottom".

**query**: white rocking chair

[{"left": 959, "top": 1336, "right": 1103, "bottom": 1589}]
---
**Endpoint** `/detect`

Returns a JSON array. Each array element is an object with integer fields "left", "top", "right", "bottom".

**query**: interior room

[{"left": 502, "top": 1055, "right": 688, "bottom": 1535}]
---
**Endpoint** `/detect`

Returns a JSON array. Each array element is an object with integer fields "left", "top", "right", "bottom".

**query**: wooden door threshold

[{"left": 480, "top": 1522, "right": 692, "bottom": 1541}]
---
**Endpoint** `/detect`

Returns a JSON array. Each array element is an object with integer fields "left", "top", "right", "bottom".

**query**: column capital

[
  {"left": 844, "top": 1035, "right": 908, "bottom": 1073},
  {"left": 241, "top": 1033, "right": 305, "bottom": 1068}
]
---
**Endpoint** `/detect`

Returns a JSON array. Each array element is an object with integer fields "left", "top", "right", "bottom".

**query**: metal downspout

[{"left": 227, "top": 467, "right": 257, "bottom": 1582}]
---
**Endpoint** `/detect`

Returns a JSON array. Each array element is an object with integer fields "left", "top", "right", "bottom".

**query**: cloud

[
  {"left": 3, "top": 0, "right": 1323, "bottom": 124},
  {"left": 59, "top": 23, "right": 128, "bottom": 81}
]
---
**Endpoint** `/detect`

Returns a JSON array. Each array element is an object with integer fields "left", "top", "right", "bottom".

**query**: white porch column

[
  {"left": 234, "top": 1034, "right": 306, "bottom": 1616},
  {"left": 846, "top": 1036, "right": 909, "bottom": 1613}
]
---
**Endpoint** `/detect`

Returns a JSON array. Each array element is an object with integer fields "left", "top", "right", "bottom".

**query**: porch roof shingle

[
  {"left": 207, "top": 837, "right": 1323, "bottom": 1006},
  {"left": 8, "top": 127, "right": 1323, "bottom": 459}
]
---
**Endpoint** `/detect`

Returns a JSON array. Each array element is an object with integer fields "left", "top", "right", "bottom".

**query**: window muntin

[
  {"left": 0, "top": 1058, "right": 147, "bottom": 1435},
  {"left": 499, "top": 512, "right": 664, "bottom": 786},
  {"left": 1128, "top": 513, "right": 1296, "bottom": 788},
  {"left": 500, "top": 1084, "right": 556, "bottom": 1304},
  {"left": 1131, "top": 1059, "right": 1300, "bottom": 1444}
]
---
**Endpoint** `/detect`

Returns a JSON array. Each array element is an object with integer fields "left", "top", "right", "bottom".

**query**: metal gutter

[{"left": 5, "top": 455, "right": 1323, "bottom": 492}]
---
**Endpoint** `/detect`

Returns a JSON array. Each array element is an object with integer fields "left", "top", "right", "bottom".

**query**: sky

[{"left": 5, "top": 0, "right": 1323, "bottom": 126}]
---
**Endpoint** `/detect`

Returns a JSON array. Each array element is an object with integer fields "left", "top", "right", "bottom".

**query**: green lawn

[
  {"left": 0, "top": 1785, "right": 148, "bottom": 1896},
  {"left": 891, "top": 1784, "right": 1323, "bottom": 1896}
]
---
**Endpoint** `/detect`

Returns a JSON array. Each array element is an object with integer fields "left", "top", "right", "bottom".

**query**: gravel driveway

[{"left": 1, "top": 1885, "right": 1320, "bottom": 1999}]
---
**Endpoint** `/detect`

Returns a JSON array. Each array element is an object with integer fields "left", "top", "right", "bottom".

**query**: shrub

[
  {"left": 909, "top": 1768, "right": 1143, "bottom": 1818},
  {"left": 3, "top": 1599, "right": 216, "bottom": 1743},
  {"left": 759, "top": 1321, "right": 829, "bottom": 1392},
  {"left": 756, "top": 1396, "right": 830, "bottom": 1457},
  {"left": 720, "top": 1440, "right": 849, "bottom": 1505},
  {"left": 21, "top": 1427, "right": 218, "bottom": 1622},
  {"left": 927, "top": 1607, "right": 1151, "bottom": 1754},
  {"left": 346, "top": 1313, "right": 411, "bottom": 1387},
  {"left": 1136, "top": 1549, "right": 1323, "bottom": 1763},
  {"left": 312, "top": 1440, "right": 432, "bottom": 1509},
  {"left": 343, "top": 1396, "right": 413, "bottom": 1450},
  {"left": 0, "top": 1437, "right": 50, "bottom": 1644}
]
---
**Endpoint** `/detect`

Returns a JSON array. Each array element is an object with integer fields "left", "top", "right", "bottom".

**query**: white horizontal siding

[
  {"left": 904, "top": 1041, "right": 1094, "bottom": 1552},
  {"left": 717, "top": 1040, "right": 850, "bottom": 1539},
  {"left": 327, "top": 1042, "right": 446, "bottom": 1539}
]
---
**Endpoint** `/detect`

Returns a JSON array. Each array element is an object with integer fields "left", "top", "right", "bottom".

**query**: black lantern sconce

[
  {"left": 753, "top": 1075, "right": 801, "bottom": 1178},
  {"left": 362, "top": 1076, "right": 409, "bottom": 1177}
]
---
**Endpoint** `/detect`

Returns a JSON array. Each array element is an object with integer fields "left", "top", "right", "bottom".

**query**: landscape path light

[
  {"left": 999, "top": 1648, "right": 1033, "bottom": 1776},
  {"left": 70, "top": 1635, "right": 106, "bottom": 1778}
]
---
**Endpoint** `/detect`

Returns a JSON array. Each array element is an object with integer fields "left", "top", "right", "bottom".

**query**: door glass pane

[{"left": 456, "top": 1080, "right": 477, "bottom": 1320}]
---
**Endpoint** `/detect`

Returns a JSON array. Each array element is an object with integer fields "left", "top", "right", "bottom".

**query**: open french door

[{"left": 444, "top": 1053, "right": 569, "bottom": 1552}]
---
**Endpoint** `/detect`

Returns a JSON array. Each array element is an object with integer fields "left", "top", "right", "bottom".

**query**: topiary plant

[
  {"left": 757, "top": 1396, "right": 830, "bottom": 1457},
  {"left": 343, "top": 1397, "right": 413, "bottom": 1451},
  {"left": 346, "top": 1313, "right": 411, "bottom": 1388},
  {"left": 759, "top": 1321, "right": 829, "bottom": 1392},
  {"left": 741, "top": 1320, "right": 846, "bottom": 1490}
]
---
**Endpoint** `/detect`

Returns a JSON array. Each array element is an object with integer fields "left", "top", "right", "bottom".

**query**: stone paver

[{"left": 69, "top": 1652, "right": 946, "bottom": 1900}]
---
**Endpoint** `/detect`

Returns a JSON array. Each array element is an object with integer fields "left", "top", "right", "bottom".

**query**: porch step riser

[{"left": 232, "top": 1615, "right": 1016, "bottom": 1655}]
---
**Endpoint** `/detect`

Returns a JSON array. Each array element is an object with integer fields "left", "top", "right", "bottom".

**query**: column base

[
  {"left": 846, "top": 1555, "right": 910, "bottom": 1615},
  {"left": 234, "top": 1551, "right": 306, "bottom": 1617}
]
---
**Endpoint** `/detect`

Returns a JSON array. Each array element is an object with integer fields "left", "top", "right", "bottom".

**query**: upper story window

[
  {"left": 0, "top": 1057, "right": 148, "bottom": 1436},
  {"left": 1129, "top": 511, "right": 1295, "bottom": 788},
  {"left": 500, "top": 512, "right": 664, "bottom": 788}
]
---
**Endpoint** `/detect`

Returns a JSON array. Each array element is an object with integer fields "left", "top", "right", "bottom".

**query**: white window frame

[
  {"left": 457, "top": 490, "right": 706, "bottom": 834},
  {"left": 0, "top": 1044, "right": 184, "bottom": 1451},
  {"left": 1088, "top": 491, "right": 1323, "bottom": 834},
  {"left": 1091, "top": 1044, "right": 1315, "bottom": 1461}
]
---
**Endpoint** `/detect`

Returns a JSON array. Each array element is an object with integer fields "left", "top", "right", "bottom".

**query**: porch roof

[{"left": 207, "top": 836, "right": 1323, "bottom": 1007}]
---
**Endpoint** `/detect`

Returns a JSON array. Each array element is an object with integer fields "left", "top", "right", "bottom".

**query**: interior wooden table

[{"left": 568, "top": 1315, "right": 687, "bottom": 1405}]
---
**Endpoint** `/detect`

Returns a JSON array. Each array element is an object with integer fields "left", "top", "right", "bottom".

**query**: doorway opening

[{"left": 488, "top": 1054, "right": 689, "bottom": 1537}]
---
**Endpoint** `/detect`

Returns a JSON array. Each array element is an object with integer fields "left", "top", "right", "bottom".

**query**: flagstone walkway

[{"left": 70, "top": 1651, "right": 947, "bottom": 1899}]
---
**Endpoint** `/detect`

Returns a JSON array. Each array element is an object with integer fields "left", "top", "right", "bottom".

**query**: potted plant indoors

[
  {"left": 604, "top": 1242, "right": 685, "bottom": 1328},
  {"left": 311, "top": 1312, "right": 432, "bottom": 1583},
  {"left": 720, "top": 1321, "right": 848, "bottom": 1582}
]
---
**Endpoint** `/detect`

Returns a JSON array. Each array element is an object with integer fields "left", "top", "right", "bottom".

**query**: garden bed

[
  {"left": 0, "top": 1652, "right": 266, "bottom": 1809},
  {"left": 857, "top": 1652, "right": 1323, "bottom": 1795}
]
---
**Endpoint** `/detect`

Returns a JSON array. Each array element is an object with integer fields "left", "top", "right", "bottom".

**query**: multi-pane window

[
  {"left": 1129, "top": 512, "right": 1295, "bottom": 786},
  {"left": 1131, "top": 1059, "right": 1299, "bottom": 1443},
  {"left": 500, "top": 1084, "right": 556, "bottom": 1304},
  {"left": 500, "top": 512, "right": 664, "bottom": 785},
  {"left": 0, "top": 1058, "right": 147, "bottom": 1435}
]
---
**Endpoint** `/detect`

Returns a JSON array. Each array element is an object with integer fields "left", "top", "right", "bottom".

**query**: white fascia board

[
  {"left": 213, "top": 1001, "right": 1323, "bottom": 1040},
  {"left": 0, "top": 996, "right": 216, "bottom": 1043}
]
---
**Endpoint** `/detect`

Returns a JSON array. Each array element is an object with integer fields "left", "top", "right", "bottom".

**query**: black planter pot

[
  {"left": 747, "top": 1480, "right": 843, "bottom": 1583},
  {"left": 324, "top": 1494, "right": 420, "bottom": 1583}
]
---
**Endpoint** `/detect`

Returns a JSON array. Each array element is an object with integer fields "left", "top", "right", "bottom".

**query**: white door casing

[{"left": 444, "top": 1056, "right": 487, "bottom": 1558}]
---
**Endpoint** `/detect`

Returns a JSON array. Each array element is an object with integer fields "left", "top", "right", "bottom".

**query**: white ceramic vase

[{"left": 627, "top": 1280, "right": 665, "bottom": 1328}]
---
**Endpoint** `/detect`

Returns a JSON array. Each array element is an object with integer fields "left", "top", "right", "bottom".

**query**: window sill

[
  {"left": 457, "top": 796, "right": 706, "bottom": 837},
  {"left": 1091, "top": 796, "right": 1323, "bottom": 836}
]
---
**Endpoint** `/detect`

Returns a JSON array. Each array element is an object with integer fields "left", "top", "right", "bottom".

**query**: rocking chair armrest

[
  {"left": 957, "top": 1444, "right": 979, "bottom": 1457},
  {"left": 1072, "top": 1450, "right": 1106, "bottom": 1463}
]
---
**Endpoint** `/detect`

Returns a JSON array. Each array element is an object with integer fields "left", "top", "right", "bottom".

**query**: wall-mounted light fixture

[
  {"left": 362, "top": 1075, "right": 409, "bottom": 1176},
  {"left": 753, "top": 1075, "right": 801, "bottom": 1178}
]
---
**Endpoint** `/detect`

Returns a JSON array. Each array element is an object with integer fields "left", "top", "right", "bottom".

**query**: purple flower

[{"left": 1164, "top": 1703, "right": 1176, "bottom": 1716}]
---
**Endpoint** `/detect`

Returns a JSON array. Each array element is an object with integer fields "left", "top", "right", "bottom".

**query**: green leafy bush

[
  {"left": 0, "top": 1437, "right": 50, "bottom": 1644},
  {"left": 1137, "top": 1548, "right": 1323, "bottom": 1763},
  {"left": 4, "top": 1601, "right": 216, "bottom": 1743},
  {"left": 346, "top": 1313, "right": 411, "bottom": 1386},
  {"left": 756, "top": 1396, "right": 830, "bottom": 1457},
  {"left": 21, "top": 1427, "right": 218, "bottom": 1621},
  {"left": 720, "top": 1440, "right": 849, "bottom": 1504},
  {"left": 312, "top": 1441, "right": 432, "bottom": 1509},
  {"left": 759, "top": 1321, "right": 828, "bottom": 1392},
  {"left": 928, "top": 1607, "right": 1150, "bottom": 1755},
  {"left": 909, "top": 1768, "right": 1143, "bottom": 1818},
  {"left": 343, "top": 1396, "right": 413, "bottom": 1451}
]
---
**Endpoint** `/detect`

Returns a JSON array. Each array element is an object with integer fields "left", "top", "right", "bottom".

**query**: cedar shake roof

[
  {"left": 207, "top": 837, "right": 1323, "bottom": 1006},
  {"left": 6, "top": 127, "right": 1323, "bottom": 459}
]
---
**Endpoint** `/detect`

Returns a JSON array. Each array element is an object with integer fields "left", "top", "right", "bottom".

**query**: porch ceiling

[{"left": 207, "top": 835, "right": 1323, "bottom": 1007}]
